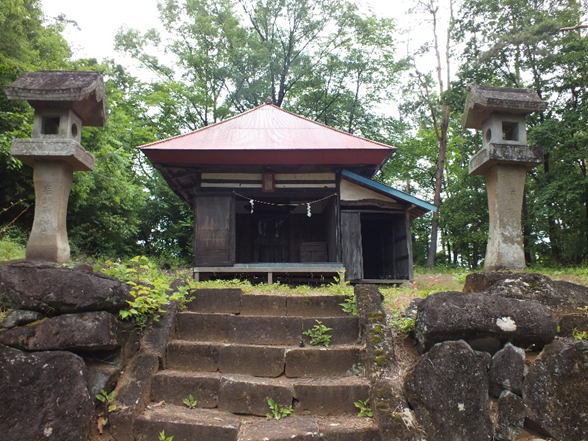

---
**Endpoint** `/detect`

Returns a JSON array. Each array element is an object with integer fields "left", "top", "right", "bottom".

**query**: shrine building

[{"left": 139, "top": 100, "right": 435, "bottom": 284}]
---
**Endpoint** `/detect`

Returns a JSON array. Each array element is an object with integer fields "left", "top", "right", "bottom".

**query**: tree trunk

[{"left": 427, "top": 104, "right": 449, "bottom": 268}]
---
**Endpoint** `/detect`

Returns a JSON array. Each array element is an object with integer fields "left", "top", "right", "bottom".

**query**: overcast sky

[{"left": 41, "top": 0, "right": 443, "bottom": 68}]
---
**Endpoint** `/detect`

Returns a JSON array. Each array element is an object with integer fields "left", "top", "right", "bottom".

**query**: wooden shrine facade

[{"left": 139, "top": 102, "right": 435, "bottom": 283}]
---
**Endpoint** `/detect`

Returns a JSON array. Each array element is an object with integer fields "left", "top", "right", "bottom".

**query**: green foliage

[
  {"left": 303, "top": 320, "right": 333, "bottom": 347},
  {"left": 0, "top": 238, "right": 25, "bottom": 261},
  {"left": 354, "top": 398, "right": 373, "bottom": 418},
  {"left": 572, "top": 327, "right": 588, "bottom": 341},
  {"left": 115, "top": 0, "right": 401, "bottom": 139},
  {"left": 158, "top": 430, "right": 174, "bottom": 441},
  {"left": 340, "top": 293, "right": 358, "bottom": 316},
  {"left": 183, "top": 394, "right": 197, "bottom": 409},
  {"left": 0, "top": 0, "right": 72, "bottom": 244},
  {"left": 389, "top": 311, "right": 415, "bottom": 338},
  {"left": 97, "top": 256, "right": 191, "bottom": 328},
  {"left": 266, "top": 398, "right": 294, "bottom": 420},
  {"left": 96, "top": 389, "right": 117, "bottom": 412},
  {"left": 96, "top": 388, "right": 117, "bottom": 429}
]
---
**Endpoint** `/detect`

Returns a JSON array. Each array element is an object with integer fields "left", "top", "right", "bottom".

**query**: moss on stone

[
  {"left": 368, "top": 311, "right": 385, "bottom": 323},
  {"left": 374, "top": 355, "right": 389, "bottom": 367}
]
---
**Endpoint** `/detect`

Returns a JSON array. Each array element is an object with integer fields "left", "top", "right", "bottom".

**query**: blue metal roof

[{"left": 341, "top": 169, "right": 437, "bottom": 213}]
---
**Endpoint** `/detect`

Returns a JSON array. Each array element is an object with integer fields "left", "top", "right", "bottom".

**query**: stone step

[
  {"left": 150, "top": 371, "right": 371, "bottom": 417},
  {"left": 175, "top": 313, "right": 359, "bottom": 345},
  {"left": 166, "top": 341, "right": 365, "bottom": 377},
  {"left": 135, "top": 405, "right": 381, "bottom": 441},
  {"left": 134, "top": 405, "right": 242, "bottom": 441},
  {"left": 238, "top": 415, "right": 382, "bottom": 441},
  {"left": 187, "top": 288, "right": 350, "bottom": 317}
]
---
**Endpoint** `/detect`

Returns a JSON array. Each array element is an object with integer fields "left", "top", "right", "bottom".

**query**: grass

[{"left": 0, "top": 239, "right": 25, "bottom": 261}]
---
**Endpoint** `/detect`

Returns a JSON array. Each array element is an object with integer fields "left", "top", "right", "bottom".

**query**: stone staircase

[{"left": 133, "top": 288, "right": 380, "bottom": 440}]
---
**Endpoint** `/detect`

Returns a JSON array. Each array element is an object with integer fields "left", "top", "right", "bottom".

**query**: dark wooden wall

[{"left": 193, "top": 195, "right": 235, "bottom": 266}]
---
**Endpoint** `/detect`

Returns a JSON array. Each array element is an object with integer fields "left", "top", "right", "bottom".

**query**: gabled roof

[
  {"left": 341, "top": 169, "right": 436, "bottom": 218},
  {"left": 139, "top": 102, "right": 395, "bottom": 169}
]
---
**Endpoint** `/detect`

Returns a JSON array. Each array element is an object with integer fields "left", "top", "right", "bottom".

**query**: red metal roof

[{"left": 139, "top": 103, "right": 395, "bottom": 166}]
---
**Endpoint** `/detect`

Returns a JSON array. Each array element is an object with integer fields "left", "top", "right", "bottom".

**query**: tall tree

[
  {"left": 115, "top": 0, "right": 401, "bottom": 138},
  {"left": 401, "top": 0, "right": 455, "bottom": 268}
]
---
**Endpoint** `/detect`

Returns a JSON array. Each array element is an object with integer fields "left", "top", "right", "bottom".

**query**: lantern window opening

[
  {"left": 42, "top": 117, "right": 60, "bottom": 135},
  {"left": 502, "top": 121, "right": 519, "bottom": 142}
]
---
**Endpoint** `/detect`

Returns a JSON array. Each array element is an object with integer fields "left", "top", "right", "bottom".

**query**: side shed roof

[{"left": 341, "top": 169, "right": 436, "bottom": 219}]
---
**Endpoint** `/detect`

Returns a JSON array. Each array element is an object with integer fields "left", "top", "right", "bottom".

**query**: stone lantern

[
  {"left": 464, "top": 85, "right": 546, "bottom": 272},
  {"left": 5, "top": 71, "right": 106, "bottom": 263}
]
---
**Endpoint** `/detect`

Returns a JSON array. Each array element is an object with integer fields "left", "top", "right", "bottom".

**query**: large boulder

[
  {"left": 414, "top": 291, "right": 556, "bottom": 352},
  {"left": 464, "top": 272, "right": 588, "bottom": 316},
  {"left": 404, "top": 340, "right": 493, "bottom": 441},
  {"left": 524, "top": 338, "right": 588, "bottom": 441},
  {"left": 0, "top": 344, "right": 94, "bottom": 441},
  {"left": 0, "top": 311, "right": 129, "bottom": 351},
  {"left": 0, "top": 260, "right": 132, "bottom": 314}
]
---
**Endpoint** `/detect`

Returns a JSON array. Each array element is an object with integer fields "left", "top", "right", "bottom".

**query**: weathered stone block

[
  {"left": 0, "top": 261, "right": 132, "bottom": 314},
  {"left": 287, "top": 295, "right": 348, "bottom": 317},
  {"left": 218, "top": 375, "right": 294, "bottom": 416},
  {"left": 150, "top": 371, "right": 220, "bottom": 408},
  {"left": 188, "top": 288, "right": 242, "bottom": 313},
  {"left": 0, "top": 345, "right": 93, "bottom": 441},
  {"left": 0, "top": 309, "right": 44, "bottom": 328},
  {"left": 219, "top": 344, "right": 285, "bottom": 377},
  {"left": 301, "top": 316, "right": 359, "bottom": 346},
  {"left": 142, "top": 300, "right": 178, "bottom": 365},
  {"left": 110, "top": 353, "right": 159, "bottom": 441},
  {"left": 463, "top": 272, "right": 588, "bottom": 317},
  {"left": 166, "top": 341, "right": 219, "bottom": 372},
  {"left": 0, "top": 311, "right": 125, "bottom": 351},
  {"left": 228, "top": 316, "right": 301, "bottom": 345},
  {"left": 285, "top": 346, "right": 363, "bottom": 378},
  {"left": 414, "top": 291, "right": 556, "bottom": 351},
  {"left": 559, "top": 313, "right": 588, "bottom": 338},
  {"left": 489, "top": 343, "right": 525, "bottom": 397},
  {"left": 404, "top": 340, "right": 493, "bottom": 441},
  {"left": 175, "top": 312, "right": 230, "bottom": 342},
  {"left": 316, "top": 416, "right": 383, "bottom": 441},
  {"left": 238, "top": 416, "right": 320, "bottom": 440},
  {"left": 294, "top": 378, "right": 370, "bottom": 415},
  {"left": 355, "top": 284, "right": 384, "bottom": 322},
  {"left": 495, "top": 391, "right": 526, "bottom": 441},
  {"left": 524, "top": 339, "right": 588, "bottom": 440},
  {"left": 240, "top": 294, "right": 287, "bottom": 316},
  {"left": 370, "top": 378, "right": 421, "bottom": 441},
  {"left": 134, "top": 406, "right": 241, "bottom": 441}
]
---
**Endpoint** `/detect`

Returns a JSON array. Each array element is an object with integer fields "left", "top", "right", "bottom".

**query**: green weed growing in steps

[
  {"left": 96, "top": 256, "right": 192, "bottom": 328},
  {"left": 183, "top": 394, "right": 197, "bottom": 409},
  {"left": 303, "top": 320, "right": 333, "bottom": 347},
  {"left": 158, "top": 430, "right": 174, "bottom": 441},
  {"left": 389, "top": 310, "right": 415, "bottom": 338},
  {"left": 266, "top": 398, "right": 294, "bottom": 420},
  {"left": 573, "top": 327, "right": 588, "bottom": 340},
  {"left": 354, "top": 398, "right": 373, "bottom": 418},
  {"left": 340, "top": 292, "right": 358, "bottom": 316},
  {"left": 95, "top": 389, "right": 116, "bottom": 433}
]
